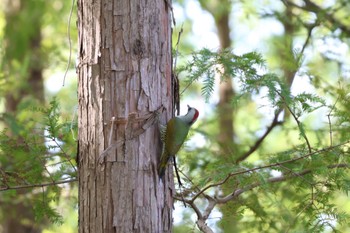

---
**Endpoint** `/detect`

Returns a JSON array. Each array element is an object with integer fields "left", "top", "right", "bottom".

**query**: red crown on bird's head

[{"left": 187, "top": 105, "right": 199, "bottom": 124}]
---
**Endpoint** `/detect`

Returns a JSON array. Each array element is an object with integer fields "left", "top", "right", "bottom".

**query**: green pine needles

[
  {"left": 0, "top": 98, "right": 77, "bottom": 225},
  {"left": 175, "top": 48, "right": 350, "bottom": 232}
]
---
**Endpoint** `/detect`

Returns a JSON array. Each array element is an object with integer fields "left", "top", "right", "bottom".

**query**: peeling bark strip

[{"left": 77, "top": 0, "right": 173, "bottom": 232}]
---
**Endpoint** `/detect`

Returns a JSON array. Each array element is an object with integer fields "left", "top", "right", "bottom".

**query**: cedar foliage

[
  {"left": 0, "top": 99, "right": 77, "bottom": 224},
  {"left": 1, "top": 0, "right": 350, "bottom": 232},
  {"left": 175, "top": 48, "right": 350, "bottom": 232}
]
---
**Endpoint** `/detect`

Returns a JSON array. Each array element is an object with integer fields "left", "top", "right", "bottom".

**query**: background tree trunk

[
  {"left": 199, "top": 1, "right": 238, "bottom": 231},
  {"left": 77, "top": 0, "right": 173, "bottom": 232},
  {"left": 213, "top": 7, "right": 239, "bottom": 233},
  {"left": 199, "top": 0, "right": 235, "bottom": 159}
]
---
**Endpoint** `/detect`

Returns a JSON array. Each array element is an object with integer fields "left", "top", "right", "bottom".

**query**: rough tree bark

[{"left": 77, "top": 0, "right": 173, "bottom": 232}]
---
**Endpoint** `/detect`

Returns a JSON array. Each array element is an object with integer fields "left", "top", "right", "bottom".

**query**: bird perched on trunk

[{"left": 158, "top": 105, "right": 199, "bottom": 179}]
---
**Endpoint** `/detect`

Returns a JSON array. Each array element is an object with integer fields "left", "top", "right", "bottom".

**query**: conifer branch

[
  {"left": 190, "top": 140, "right": 350, "bottom": 202},
  {"left": 180, "top": 162, "right": 348, "bottom": 233},
  {"left": 283, "top": 0, "right": 350, "bottom": 35},
  {"left": 235, "top": 108, "right": 283, "bottom": 163},
  {"left": 216, "top": 163, "right": 349, "bottom": 203}
]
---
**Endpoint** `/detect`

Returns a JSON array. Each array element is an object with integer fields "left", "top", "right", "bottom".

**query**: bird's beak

[{"left": 187, "top": 105, "right": 191, "bottom": 110}]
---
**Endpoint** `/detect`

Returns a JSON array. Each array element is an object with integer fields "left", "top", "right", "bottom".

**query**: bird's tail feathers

[{"left": 158, "top": 151, "right": 171, "bottom": 180}]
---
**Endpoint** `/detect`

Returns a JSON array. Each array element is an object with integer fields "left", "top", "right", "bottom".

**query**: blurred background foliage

[
  {"left": 0, "top": 0, "right": 77, "bottom": 232},
  {"left": 0, "top": 0, "right": 350, "bottom": 232}
]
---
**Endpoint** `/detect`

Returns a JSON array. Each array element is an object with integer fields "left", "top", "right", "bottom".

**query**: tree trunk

[
  {"left": 215, "top": 8, "right": 236, "bottom": 159},
  {"left": 199, "top": 1, "right": 238, "bottom": 231},
  {"left": 280, "top": 6, "right": 298, "bottom": 121},
  {"left": 77, "top": 0, "right": 173, "bottom": 232},
  {"left": 213, "top": 7, "right": 240, "bottom": 233}
]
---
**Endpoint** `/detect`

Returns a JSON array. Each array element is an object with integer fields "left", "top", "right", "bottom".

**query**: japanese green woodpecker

[{"left": 158, "top": 105, "right": 199, "bottom": 178}]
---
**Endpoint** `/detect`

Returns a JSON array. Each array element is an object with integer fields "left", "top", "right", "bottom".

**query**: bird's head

[{"left": 184, "top": 105, "right": 199, "bottom": 125}]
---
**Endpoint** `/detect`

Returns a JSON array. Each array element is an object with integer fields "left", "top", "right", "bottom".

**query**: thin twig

[
  {"left": 173, "top": 25, "right": 183, "bottom": 73},
  {"left": 287, "top": 103, "right": 312, "bottom": 152},
  {"left": 70, "top": 106, "right": 78, "bottom": 141},
  {"left": 295, "top": 21, "right": 317, "bottom": 65},
  {"left": 172, "top": 156, "right": 187, "bottom": 207},
  {"left": 63, "top": 0, "right": 75, "bottom": 86},
  {"left": 173, "top": 25, "right": 184, "bottom": 115},
  {"left": 278, "top": 163, "right": 313, "bottom": 185},
  {"left": 278, "top": 92, "right": 312, "bottom": 153},
  {"left": 236, "top": 109, "right": 283, "bottom": 163},
  {"left": 0, "top": 178, "right": 77, "bottom": 192},
  {"left": 173, "top": 156, "right": 183, "bottom": 187},
  {"left": 327, "top": 97, "right": 339, "bottom": 146},
  {"left": 51, "top": 137, "right": 77, "bottom": 173}
]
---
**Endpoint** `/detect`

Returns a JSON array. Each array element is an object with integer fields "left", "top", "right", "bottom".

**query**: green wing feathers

[{"left": 158, "top": 117, "right": 190, "bottom": 179}]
